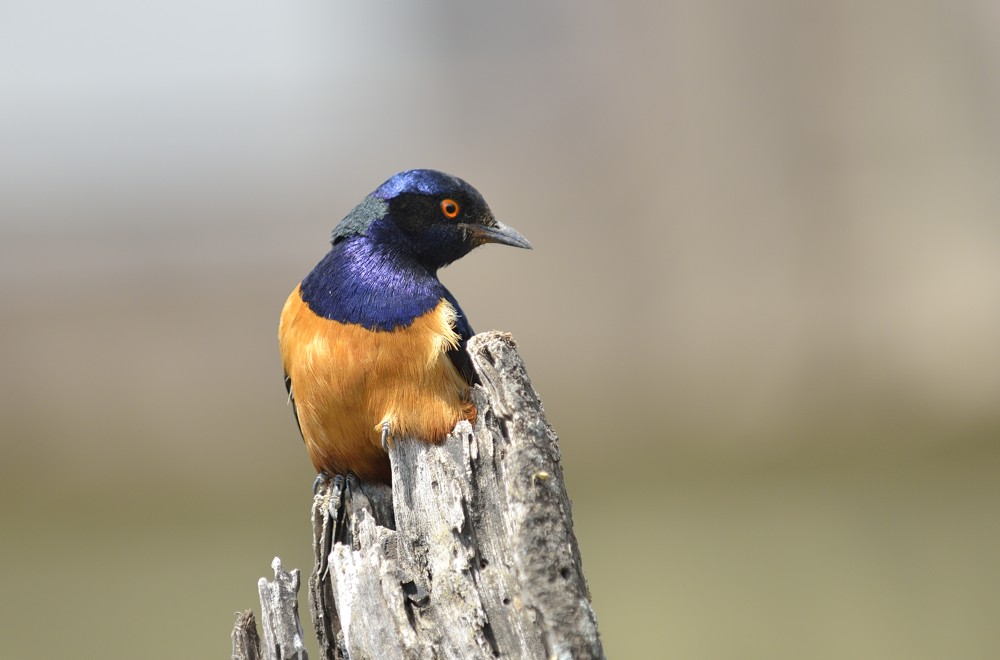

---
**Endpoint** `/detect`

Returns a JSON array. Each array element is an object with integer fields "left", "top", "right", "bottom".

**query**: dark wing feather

[
  {"left": 284, "top": 372, "right": 304, "bottom": 440},
  {"left": 442, "top": 291, "right": 477, "bottom": 385}
]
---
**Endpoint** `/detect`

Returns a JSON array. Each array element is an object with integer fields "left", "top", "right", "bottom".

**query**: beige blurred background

[{"left": 3, "top": 1, "right": 1000, "bottom": 657}]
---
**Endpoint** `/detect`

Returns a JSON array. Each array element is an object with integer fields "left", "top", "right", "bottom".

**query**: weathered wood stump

[{"left": 233, "top": 331, "right": 603, "bottom": 660}]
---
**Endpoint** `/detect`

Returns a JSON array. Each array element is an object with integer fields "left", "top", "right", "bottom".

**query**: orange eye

[{"left": 440, "top": 199, "right": 460, "bottom": 219}]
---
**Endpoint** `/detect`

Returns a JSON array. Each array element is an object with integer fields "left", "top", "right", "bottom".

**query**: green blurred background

[{"left": 3, "top": 1, "right": 999, "bottom": 658}]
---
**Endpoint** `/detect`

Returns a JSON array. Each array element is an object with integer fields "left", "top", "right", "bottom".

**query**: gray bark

[
  {"left": 234, "top": 331, "right": 603, "bottom": 660},
  {"left": 232, "top": 610, "right": 262, "bottom": 660},
  {"left": 254, "top": 558, "right": 309, "bottom": 659}
]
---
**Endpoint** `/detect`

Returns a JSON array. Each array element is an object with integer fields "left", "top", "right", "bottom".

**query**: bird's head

[{"left": 332, "top": 169, "right": 531, "bottom": 270}]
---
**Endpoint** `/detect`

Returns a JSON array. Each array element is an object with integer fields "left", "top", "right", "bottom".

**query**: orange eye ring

[{"left": 440, "top": 198, "right": 460, "bottom": 219}]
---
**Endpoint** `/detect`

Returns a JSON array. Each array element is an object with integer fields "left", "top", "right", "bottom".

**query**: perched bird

[{"left": 279, "top": 169, "right": 531, "bottom": 483}]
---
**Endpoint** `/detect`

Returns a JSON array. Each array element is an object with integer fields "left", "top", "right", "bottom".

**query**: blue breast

[{"left": 299, "top": 236, "right": 447, "bottom": 331}]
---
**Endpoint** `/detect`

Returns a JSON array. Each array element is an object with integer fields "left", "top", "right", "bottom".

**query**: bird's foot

[
  {"left": 328, "top": 473, "right": 358, "bottom": 547},
  {"left": 312, "top": 471, "right": 332, "bottom": 495},
  {"left": 312, "top": 472, "right": 355, "bottom": 520},
  {"left": 314, "top": 471, "right": 359, "bottom": 577}
]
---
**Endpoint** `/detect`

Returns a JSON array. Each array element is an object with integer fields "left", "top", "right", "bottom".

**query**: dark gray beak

[{"left": 460, "top": 220, "right": 533, "bottom": 250}]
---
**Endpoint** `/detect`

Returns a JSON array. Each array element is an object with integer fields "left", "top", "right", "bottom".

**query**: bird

[{"left": 278, "top": 169, "right": 532, "bottom": 484}]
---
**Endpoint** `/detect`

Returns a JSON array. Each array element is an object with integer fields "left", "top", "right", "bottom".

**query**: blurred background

[{"left": 2, "top": 0, "right": 999, "bottom": 657}]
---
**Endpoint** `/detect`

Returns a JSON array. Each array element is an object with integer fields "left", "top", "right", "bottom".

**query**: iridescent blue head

[
  {"left": 332, "top": 169, "right": 532, "bottom": 271},
  {"left": 300, "top": 170, "right": 531, "bottom": 331}
]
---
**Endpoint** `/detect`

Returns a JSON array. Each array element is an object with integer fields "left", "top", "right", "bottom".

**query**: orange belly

[{"left": 278, "top": 284, "right": 475, "bottom": 482}]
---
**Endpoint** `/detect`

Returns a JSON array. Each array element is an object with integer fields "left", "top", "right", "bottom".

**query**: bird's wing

[
  {"left": 284, "top": 372, "right": 304, "bottom": 440},
  {"left": 442, "top": 291, "right": 478, "bottom": 386}
]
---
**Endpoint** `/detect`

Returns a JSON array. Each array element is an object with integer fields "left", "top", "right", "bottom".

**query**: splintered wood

[{"left": 233, "top": 332, "right": 603, "bottom": 660}]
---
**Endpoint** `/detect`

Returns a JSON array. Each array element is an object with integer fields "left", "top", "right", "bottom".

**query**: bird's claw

[
  {"left": 312, "top": 471, "right": 332, "bottom": 495},
  {"left": 310, "top": 471, "right": 359, "bottom": 557},
  {"left": 381, "top": 421, "right": 391, "bottom": 453},
  {"left": 313, "top": 472, "right": 354, "bottom": 497}
]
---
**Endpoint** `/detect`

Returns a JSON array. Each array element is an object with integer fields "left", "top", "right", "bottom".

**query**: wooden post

[{"left": 233, "top": 331, "right": 603, "bottom": 660}]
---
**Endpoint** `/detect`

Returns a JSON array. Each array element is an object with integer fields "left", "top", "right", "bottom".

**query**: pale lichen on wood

[{"left": 233, "top": 331, "right": 603, "bottom": 660}]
